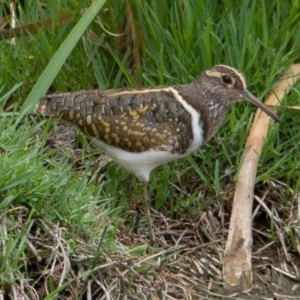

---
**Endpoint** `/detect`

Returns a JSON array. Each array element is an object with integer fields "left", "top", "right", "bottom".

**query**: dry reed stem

[{"left": 223, "top": 64, "right": 300, "bottom": 292}]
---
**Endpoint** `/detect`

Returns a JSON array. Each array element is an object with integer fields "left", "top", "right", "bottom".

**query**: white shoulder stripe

[
  {"left": 164, "top": 87, "right": 204, "bottom": 153},
  {"left": 108, "top": 88, "right": 167, "bottom": 97}
]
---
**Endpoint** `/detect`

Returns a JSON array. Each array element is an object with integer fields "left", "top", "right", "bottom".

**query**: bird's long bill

[{"left": 242, "top": 90, "right": 280, "bottom": 122}]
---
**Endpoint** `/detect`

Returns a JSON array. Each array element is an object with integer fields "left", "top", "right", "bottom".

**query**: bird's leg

[
  {"left": 124, "top": 175, "right": 141, "bottom": 233},
  {"left": 124, "top": 176, "right": 154, "bottom": 243},
  {"left": 141, "top": 180, "right": 155, "bottom": 245}
]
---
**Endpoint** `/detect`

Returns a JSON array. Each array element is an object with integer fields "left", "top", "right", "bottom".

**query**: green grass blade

[
  {"left": 20, "top": 0, "right": 107, "bottom": 116},
  {"left": 0, "top": 83, "right": 23, "bottom": 107}
]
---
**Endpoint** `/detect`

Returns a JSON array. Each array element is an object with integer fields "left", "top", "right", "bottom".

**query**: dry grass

[{"left": 3, "top": 191, "right": 300, "bottom": 299}]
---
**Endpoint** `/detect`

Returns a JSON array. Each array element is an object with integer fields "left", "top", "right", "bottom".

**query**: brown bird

[{"left": 36, "top": 65, "right": 279, "bottom": 244}]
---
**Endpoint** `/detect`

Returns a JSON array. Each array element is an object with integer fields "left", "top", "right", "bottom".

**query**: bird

[{"left": 35, "top": 65, "right": 280, "bottom": 244}]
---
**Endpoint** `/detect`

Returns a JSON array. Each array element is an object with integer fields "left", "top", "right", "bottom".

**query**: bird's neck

[{"left": 177, "top": 83, "right": 231, "bottom": 143}]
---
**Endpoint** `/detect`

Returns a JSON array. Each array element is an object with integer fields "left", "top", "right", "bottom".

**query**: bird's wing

[{"left": 36, "top": 88, "right": 194, "bottom": 153}]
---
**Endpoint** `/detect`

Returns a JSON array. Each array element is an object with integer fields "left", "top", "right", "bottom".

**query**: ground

[{"left": 6, "top": 123, "right": 299, "bottom": 300}]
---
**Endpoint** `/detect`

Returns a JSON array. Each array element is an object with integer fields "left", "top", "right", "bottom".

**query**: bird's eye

[{"left": 221, "top": 75, "right": 233, "bottom": 85}]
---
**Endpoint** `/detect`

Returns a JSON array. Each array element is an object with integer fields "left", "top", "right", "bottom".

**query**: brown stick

[
  {"left": 223, "top": 64, "right": 300, "bottom": 292},
  {"left": 0, "top": 12, "right": 75, "bottom": 40}
]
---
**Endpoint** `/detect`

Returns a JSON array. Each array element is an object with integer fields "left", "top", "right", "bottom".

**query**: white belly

[{"left": 92, "top": 121, "right": 203, "bottom": 182}]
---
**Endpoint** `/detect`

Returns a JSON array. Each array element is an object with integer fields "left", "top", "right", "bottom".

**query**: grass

[{"left": 1, "top": 0, "right": 300, "bottom": 298}]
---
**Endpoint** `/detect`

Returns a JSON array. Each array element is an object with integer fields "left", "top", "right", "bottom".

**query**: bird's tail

[
  {"left": 35, "top": 91, "right": 89, "bottom": 117},
  {"left": 35, "top": 94, "right": 64, "bottom": 116}
]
